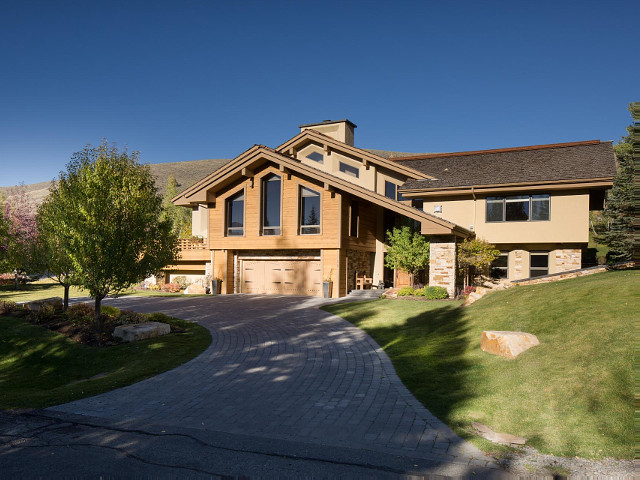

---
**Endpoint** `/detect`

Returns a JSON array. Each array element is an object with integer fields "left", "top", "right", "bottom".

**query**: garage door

[{"left": 241, "top": 259, "right": 322, "bottom": 296}]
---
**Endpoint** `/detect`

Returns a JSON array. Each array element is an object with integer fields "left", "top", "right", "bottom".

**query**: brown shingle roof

[{"left": 395, "top": 141, "right": 616, "bottom": 191}]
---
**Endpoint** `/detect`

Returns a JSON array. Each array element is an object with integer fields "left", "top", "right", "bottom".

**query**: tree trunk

[
  {"left": 94, "top": 294, "right": 105, "bottom": 346},
  {"left": 63, "top": 285, "right": 69, "bottom": 311},
  {"left": 14, "top": 271, "right": 18, "bottom": 290}
]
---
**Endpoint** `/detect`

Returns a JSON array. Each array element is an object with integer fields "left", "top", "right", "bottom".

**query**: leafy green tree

[
  {"left": 2, "top": 185, "right": 38, "bottom": 289},
  {"left": 0, "top": 194, "right": 7, "bottom": 268},
  {"left": 161, "top": 175, "right": 191, "bottom": 238},
  {"left": 50, "top": 140, "right": 178, "bottom": 334},
  {"left": 457, "top": 238, "right": 500, "bottom": 288},
  {"left": 595, "top": 103, "right": 636, "bottom": 262},
  {"left": 384, "top": 226, "right": 430, "bottom": 287},
  {"left": 35, "top": 192, "right": 77, "bottom": 310}
]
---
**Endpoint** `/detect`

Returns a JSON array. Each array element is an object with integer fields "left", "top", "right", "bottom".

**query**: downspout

[{"left": 471, "top": 185, "right": 477, "bottom": 235}]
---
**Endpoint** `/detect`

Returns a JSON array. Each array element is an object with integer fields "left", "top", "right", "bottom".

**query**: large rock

[
  {"left": 184, "top": 284, "right": 206, "bottom": 294},
  {"left": 113, "top": 322, "right": 170, "bottom": 342},
  {"left": 24, "top": 297, "right": 63, "bottom": 311},
  {"left": 481, "top": 330, "right": 540, "bottom": 359}
]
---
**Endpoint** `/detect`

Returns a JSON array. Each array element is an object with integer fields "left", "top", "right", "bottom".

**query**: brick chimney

[{"left": 299, "top": 119, "right": 357, "bottom": 146}]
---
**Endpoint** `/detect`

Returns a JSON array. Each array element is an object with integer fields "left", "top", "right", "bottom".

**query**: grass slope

[
  {"left": 0, "top": 314, "right": 211, "bottom": 409},
  {"left": 323, "top": 270, "right": 636, "bottom": 459}
]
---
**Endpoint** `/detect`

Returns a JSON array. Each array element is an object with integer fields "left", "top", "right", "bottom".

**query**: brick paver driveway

[{"left": 50, "top": 295, "right": 493, "bottom": 470}]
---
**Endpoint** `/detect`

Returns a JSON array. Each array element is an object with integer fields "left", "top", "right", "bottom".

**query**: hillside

[{"left": 0, "top": 158, "right": 231, "bottom": 205}]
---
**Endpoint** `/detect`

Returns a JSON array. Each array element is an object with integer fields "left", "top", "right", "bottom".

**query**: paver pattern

[{"left": 50, "top": 295, "right": 493, "bottom": 468}]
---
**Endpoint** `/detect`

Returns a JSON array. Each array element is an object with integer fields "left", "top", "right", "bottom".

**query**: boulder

[
  {"left": 184, "top": 284, "right": 207, "bottom": 294},
  {"left": 113, "top": 322, "right": 170, "bottom": 342},
  {"left": 24, "top": 297, "right": 63, "bottom": 311},
  {"left": 481, "top": 330, "right": 540, "bottom": 359}
]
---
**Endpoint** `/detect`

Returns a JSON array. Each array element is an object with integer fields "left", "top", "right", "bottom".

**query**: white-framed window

[
  {"left": 529, "top": 252, "right": 549, "bottom": 277},
  {"left": 486, "top": 194, "right": 550, "bottom": 222},
  {"left": 299, "top": 186, "right": 321, "bottom": 235},
  {"left": 226, "top": 190, "right": 245, "bottom": 236},
  {"left": 261, "top": 174, "right": 281, "bottom": 236}
]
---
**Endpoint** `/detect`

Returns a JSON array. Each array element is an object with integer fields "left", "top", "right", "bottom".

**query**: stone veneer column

[
  {"left": 554, "top": 249, "right": 582, "bottom": 272},
  {"left": 428, "top": 236, "right": 457, "bottom": 298}
]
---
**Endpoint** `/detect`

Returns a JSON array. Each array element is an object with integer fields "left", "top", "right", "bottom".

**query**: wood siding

[{"left": 342, "top": 196, "right": 379, "bottom": 251}]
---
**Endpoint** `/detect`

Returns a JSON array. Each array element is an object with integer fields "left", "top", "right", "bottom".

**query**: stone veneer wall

[
  {"left": 512, "top": 250, "right": 525, "bottom": 278},
  {"left": 554, "top": 249, "right": 581, "bottom": 272},
  {"left": 428, "top": 237, "right": 457, "bottom": 297},
  {"left": 346, "top": 249, "right": 372, "bottom": 292}
]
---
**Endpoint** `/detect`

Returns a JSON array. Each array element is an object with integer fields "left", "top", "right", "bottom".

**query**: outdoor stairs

[{"left": 346, "top": 288, "right": 386, "bottom": 300}]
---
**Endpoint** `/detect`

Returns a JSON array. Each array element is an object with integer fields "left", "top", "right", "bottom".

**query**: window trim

[
  {"left": 260, "top": 172, "right": 282, "bottom": 237},
  {"left": 485, "top": 194, "right": 550, "bottom": 223},
  {"left": 225, "top": 187, "right": 246, "bottom": 237},
  {"left": 529, "top": 251, "right": 549, "bottom": 277},
  {"left": 298, "top": 184, "right": 322, "bottom": 235}
]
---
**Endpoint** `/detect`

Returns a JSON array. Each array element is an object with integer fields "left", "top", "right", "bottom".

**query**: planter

[
  {"left": 210, "top": 279, "right": 222, "bottom": 295},
  {"left": 322, "top": 281, "right": 333, "bottom": 298}
]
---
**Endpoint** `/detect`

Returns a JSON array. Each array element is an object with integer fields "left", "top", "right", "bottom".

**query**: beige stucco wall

[
  {"left": 300, "top": 122, "right": 354, "bottom": 145},
  {"left": 422, "top": 190, "right": 590, "bottom": 244},
  {"left": 191, "top": 204, "right": 208, "bottom": 238}
]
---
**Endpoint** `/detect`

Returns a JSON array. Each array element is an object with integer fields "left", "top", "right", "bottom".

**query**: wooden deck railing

[{"left": 177, "top": 238, "right": 207, "bottom": 251}]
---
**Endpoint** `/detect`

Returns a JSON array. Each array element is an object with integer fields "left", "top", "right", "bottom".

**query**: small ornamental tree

[
  {"left": 0, "top": 194, "right": 7, "bottom": 268},
  {"left": 457, "top": 238, "right": 500, "bottom": 288},
  {"left": 2, "top": 185, "right": 38, "bottom": 289},
  {"left": 50, "top": 140, "right": 179, "bottom": 335},
  {"left": 595, "top": 103, "right": 636, "bottom": 262},
  {"left": 36, "top": 191, "right": 77, "bottom": 311},
  {"left": 161, "top": 174, "right": 192, "bottom": 238},
  {"left": 384, "top": 226, "right": 430, "bottom": 287}
]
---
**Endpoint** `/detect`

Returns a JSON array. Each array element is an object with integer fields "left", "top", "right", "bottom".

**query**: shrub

[
  {"left": 33, "top": 304, "right": 56, "bottom": 323},
  {"left": 173, "top": 276, "right": 191, "bottom": 289},
  {"left": 116, "top": 310, "right": 147, "bottom": 325},
  {"left": 423, "top": 286, "right": 449, "bottom": 299},
  {"left": 414, "top": 288, "right": 425, "bottom": 297},
  {"left": 397, "top": 286, "right": 415, "bottom": 296},
  {"left": 462, "top": 285, "right": 476, "bottom": 296},
  {"left": 160, "top": 283, "right": 180, "bottom": 293},
  {"left": 0, "top": 300, "right": 20, "bottom": 315},
  {"left": 101, "top": 305, "right": 120, "bottom": 317},
  {"left": 149, "top": 284, "right": 160, "bottom": 291},
  {"left": 66, "top": 303, "right": 94, "bottom": 323}
]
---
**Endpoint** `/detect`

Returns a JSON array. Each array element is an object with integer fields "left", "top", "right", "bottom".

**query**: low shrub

[
  {"left": 0, "top": 300, "right": 20, "bottom": 315},
  {"left": 397, "top": 286, "right": 415, "bottom": 296},
  {"left": 33, "top": 304, "right": 56, "bottom": 323},
  {"left": 160, "top": 283, "right": 181, "bottom": 293},
  {"left": 462, "top": 285, "right": 476, "bottom": 295},
  {"left": 173, "top": 276, "right": 191, "bottom": 289},
  {"left": 66, "top": 303, "right": 95, "bottom": 324},
  {"left": 423, "top": 286, "right": 449, "bottom": 299},
  {"left": 116, "top": 310, "right": 147, "bottom": 325},
  {"left": 149, "top": 284, "right": 160, "bottom": 291},
  {"left": 101, "top": 305, "right": 121, "bottom": 317},
  {"left": 414, "top": 288, "right": 425, "bottom": 297}
]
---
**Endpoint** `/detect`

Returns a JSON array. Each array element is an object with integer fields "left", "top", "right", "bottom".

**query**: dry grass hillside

[{"left": 0, "top": 158, "right": 231, "bottom": 205}]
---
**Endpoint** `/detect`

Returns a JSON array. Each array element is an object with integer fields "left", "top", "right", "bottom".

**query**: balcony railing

[{"left": 177, "top": 238, "right": 207, "bottom": 251}]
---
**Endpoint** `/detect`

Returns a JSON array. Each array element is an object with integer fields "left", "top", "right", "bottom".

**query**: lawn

[
  {"left": 323, "top": 269, "right": 636, "bottom": 459},
  {"left": 0, "top": 312, "right": 211, "bottom": 409}
]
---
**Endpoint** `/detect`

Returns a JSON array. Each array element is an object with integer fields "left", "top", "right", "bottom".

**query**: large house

[{"left": 168, "top": 120, "right": 616, "bottom": 298}]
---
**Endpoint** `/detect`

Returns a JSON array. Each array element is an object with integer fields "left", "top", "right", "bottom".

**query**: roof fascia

[{"left": 275, "top": 130, "right": 433, "bottom": 180}]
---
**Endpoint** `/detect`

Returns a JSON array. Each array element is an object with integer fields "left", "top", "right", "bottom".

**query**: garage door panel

[{"left": 241, "top": 259, "right": 321, "bottom": 296}]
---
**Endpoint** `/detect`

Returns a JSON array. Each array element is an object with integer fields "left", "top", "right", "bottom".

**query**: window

[
  {"left": 384, "top": 181, "right": 396, "bottom": 200},
  {"left": 226, "top": 190, "right": 244, "bottom": 236},
  {"left": 306, "top": 152, "right": 324, "bottom": 164},
  {"left": 529, "top": 252, "right": 549, "bottom": 277},
  {"left": 397, "top": 191, "right": 407, "bottom": 201},
  {"left": 349, "top": 201, "right": 359, "bottom": 237},
  {"left": 486, "top": 194, "right": 550, "bottom": 222},
  {"left": 490, "top": 253, "right": 509, "bottom": 279},
  {"left": 411, "top": 199, "right": 424, "bottom": 211},
  {"left": 339, "top": 162, "right": 359, "bottom": 178},
  {"left": 262, "top": 174, "right": 281, "bottom": 235},
  {"left": 299, "top": 186, "right": 321, "bottom": 234}
]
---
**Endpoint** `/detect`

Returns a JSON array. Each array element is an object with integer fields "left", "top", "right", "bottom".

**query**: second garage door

[{"left": 241, "top": 259, "right": 322, "bottom": 296}]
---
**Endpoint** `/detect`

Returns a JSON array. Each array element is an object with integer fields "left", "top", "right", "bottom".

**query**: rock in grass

[
  {"left": 113, "top": 322, "right": 170, "bottom": 342},
  {"left": 481, "top": 330, "right": 540, "bottom": 359},
  {"left": 24, "top": 297, "right": 63, "bottom": 311},
  {"left": 472, "top": 422, "right": 526, "bottom": 446}
]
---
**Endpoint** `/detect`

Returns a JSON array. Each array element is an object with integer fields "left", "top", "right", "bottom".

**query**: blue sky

[{"left": 0, "top": 0, "right": 637, "bottom": 186}]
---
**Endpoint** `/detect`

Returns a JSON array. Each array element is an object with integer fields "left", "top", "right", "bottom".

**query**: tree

[
  {"left": 50, "top": 140, "right": 179, "bottom": 335},
  {"left": 0, "top": 194, "right": 7, "bottom": 268},
  {"left": 384, "top": 226, "right": 430, "bottom": 287},
  {"left": 595, "top": 103, "right": 636, "bottom": 262},
  {"left": 161, "top": 175, "right": 191, "bottom": 238},
  {"left": 457, "top": 238, "right": 500, "bottom": 288},
  {"left": 2, "top": 185, "right": 38, "bottom": 289},
  {"left": 35, "top": 191, "right": 77, "bottom": 311}
]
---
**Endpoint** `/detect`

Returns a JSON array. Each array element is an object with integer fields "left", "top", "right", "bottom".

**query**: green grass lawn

[
  {"left": 323, "top": 269, "right": 636, "bottom": 459},
  {"left": 0, "top": 313, "right": 211, "bottom": 409}
]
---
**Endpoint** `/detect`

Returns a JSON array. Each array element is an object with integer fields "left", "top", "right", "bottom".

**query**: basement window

[
  {"left": 490, "top": 253, "right": 509, "bottom": 279},
  {"left": 529, "top": 252, "right": 549, "bottom": 277}
]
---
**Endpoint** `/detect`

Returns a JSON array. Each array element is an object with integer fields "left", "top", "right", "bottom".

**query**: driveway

[{"left": 46, "top": 295, "right": 497, "bottom": 475}]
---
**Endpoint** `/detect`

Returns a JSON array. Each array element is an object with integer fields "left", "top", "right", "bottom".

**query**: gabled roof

[
  {"left": 394, "top": 140, "right": 616, "bottom": 192},
  {"left": 173, "top": 145, "right": 472, "bottom": 237},
  {"left": 276, "top": 129, "right": 434, "bottom": 180}
]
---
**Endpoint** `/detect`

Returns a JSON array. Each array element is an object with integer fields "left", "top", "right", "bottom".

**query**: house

[{"left": 168, "top": 120, "right": 616, "bottom": 297}]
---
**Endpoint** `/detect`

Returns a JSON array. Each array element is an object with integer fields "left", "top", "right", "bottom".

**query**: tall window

[
  {"left": 226, "top": 190, "right": 244, "bottom": 236},
  {"left": 300, "top": 186, "right": 321, "bottom": 234},
  {"left": 385, "top": 181, "right": 396, "bottom": 200},
  {"left": 530, "top": 252, "right": 549, "bottom": 277},
  {"left": 262, "top": 174, "right": 281, "bottom": 235},
  {"left": 490, "top": 253, "right": 509, "bottom": 279},
  {"left": 349, "top": 201, "right": 359, "bottom": 237},
  {"left": 486, "top": 194, "right": 550, "bottom": 222}
]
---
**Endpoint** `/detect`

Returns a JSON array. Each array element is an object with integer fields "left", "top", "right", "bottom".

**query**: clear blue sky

[{"left": 0, "top": 0, "right": 637, "bottom": 186}]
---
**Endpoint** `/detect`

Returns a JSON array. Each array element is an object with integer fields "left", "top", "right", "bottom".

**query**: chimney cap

[{"left": 299, "top": 119, "right": 357, "bottom": 129}]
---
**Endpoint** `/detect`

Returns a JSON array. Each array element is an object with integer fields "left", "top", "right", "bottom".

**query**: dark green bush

[
  {"left": 33, "top": 304, "right": 56, "bottom": 323},
  {"left": 423, "top": 286, "right": 448, "bottom": 299},
  {"left": 414, "top": 288, "right": 426, "bottom": 297},
  {"left": 397, "top": 286, "right": 415, "bottom": 296},
  {"left": 0, "top": 300, "right": 20, "bottom": 315},
  {"left": 116, "top": 310, "right": 147, "bottom": 325},
  {"left": 66, "top": 303, "right": 94, "bottom": 324}
]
